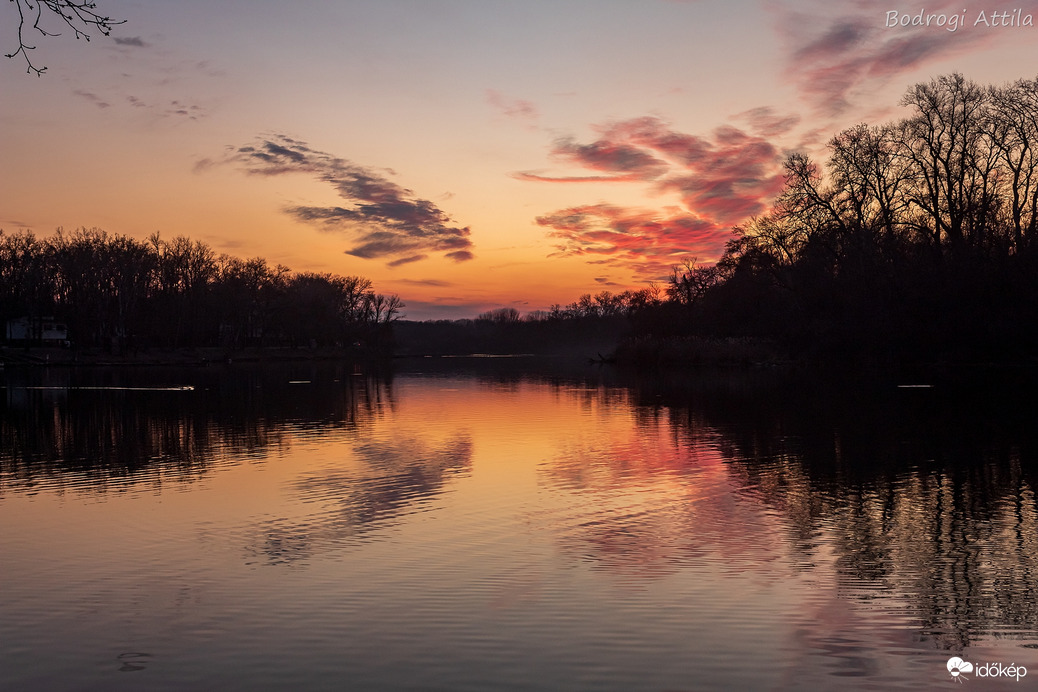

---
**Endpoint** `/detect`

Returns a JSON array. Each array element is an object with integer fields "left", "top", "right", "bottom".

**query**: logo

[
  {"left": 945, "top": 656, "right": 1028, "bottom": 683},
  {"left": 947, "top": 657, "right": 974, "bottom": 682}
]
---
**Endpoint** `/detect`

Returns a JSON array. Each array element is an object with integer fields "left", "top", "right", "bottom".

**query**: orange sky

[{"left": 3, "top": 0, "right": 1038, "bottom": 319}]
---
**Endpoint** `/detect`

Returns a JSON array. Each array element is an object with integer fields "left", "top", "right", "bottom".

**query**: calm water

[{"left": 3, "top": 360, "right": 1038, "bottom": 691}]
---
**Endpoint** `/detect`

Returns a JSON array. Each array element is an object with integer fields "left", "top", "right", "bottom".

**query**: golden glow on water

[{"left": 2, "top": 365, "right": 1038, "bottom": 690}]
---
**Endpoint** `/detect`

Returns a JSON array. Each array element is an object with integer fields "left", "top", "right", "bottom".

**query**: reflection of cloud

[
  {"left": 633, "top": 369, "right": 1038, "bottom": 649},
  {"left": 244, "top": 434, "right": 472, "bottom": 565},
  {"left": 523, "top": 117, "right": 785, "bottom": 276},
  {"left": 224, "top": 135, "right": 475, "bottom": 264},
  {"left": 540, "top": 394, "right": 783, "bottom": 578}
]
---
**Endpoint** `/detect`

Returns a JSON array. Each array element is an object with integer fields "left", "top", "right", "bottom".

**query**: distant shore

[{"left": 0, "top": 346, "right": 388, "bottom": 367}]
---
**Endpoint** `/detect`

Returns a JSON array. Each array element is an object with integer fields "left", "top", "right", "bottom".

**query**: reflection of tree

[
  {"left": 0, "top": 364, "right": 392, "bottom": 494},
  {"left": 244, "top": 434, "right": 473, "bottom": 565},
  {"left": 540, "top": 367, "right": 1038, "bottom": 649}
]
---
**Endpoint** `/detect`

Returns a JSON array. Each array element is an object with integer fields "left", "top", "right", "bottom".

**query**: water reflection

[
  {"left": 537, "top": 367, "right": 1038, "bottom": 650},
  {"left": 4, "top": 357, "right": 1038, "bottom": 674},
  {"left": 0, "top": 364, "right": 392, "bottom": 494},
  {"left": 244, "top": 434, "right": 474, "bottom": 565}
]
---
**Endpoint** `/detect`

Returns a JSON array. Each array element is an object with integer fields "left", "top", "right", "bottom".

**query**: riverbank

[{"left": 0, "top": 345, "right": 386, "bottom": 367}]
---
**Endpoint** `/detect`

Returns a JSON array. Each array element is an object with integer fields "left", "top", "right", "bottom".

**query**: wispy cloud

[
  {"left": 734, "top": 106, "right": 801, "bottom": 137},
  {"left": 534, "top": 134, "right": 671, "bottom": 182},
  {"left": 386, "top": 254, "right": 427, "bottom": 267},
  {"left": 113, "top": 36, "right": 148, "bottom": 47},
  {"left": 73, "top": 89, "right": 110, "bottom": 109},
  {"left": 121, "top": 95, "right": 206, "bottom": 119},
  {"left": 524, "top": 117, "right": 785, "bottom": 277},
  {"left": 222, "top": 135, "right": 475, "bottom": 264},
  {"left": 537, "top": 203, "right": 736, "bottom": 281},
  {"left": 400, "top": 299, "right": 499, "bottom": 321},
  {"left": 166, "top": 99, "right": 205, "bottom": 119},
  {"left": 394, "top": 278, "right": 455, "bottom": 287},
  {"left": 486, "top": 89, "right": 539, "bottom": 128},
  {"left": 769, "top": 0, "right": 1038, "bottom": 115}
]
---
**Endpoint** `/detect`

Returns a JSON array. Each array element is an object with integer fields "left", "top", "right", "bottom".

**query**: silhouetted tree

[
  {"left": 0, "top": 227, "right": 401, "bottom": 356},
  {"left": 986, "top": 77, "right": 1038, "bottom": 252},
  {"left": 476, "top": 307, "right": 521, "bottom": 323},
  {"left": 638, "top": 73, "right": 1038, "bottom": 362}
]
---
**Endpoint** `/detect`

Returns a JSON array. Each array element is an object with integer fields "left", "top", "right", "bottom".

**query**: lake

[{"left": 2, "top": 359, "right": 1038, "bottom": 690}]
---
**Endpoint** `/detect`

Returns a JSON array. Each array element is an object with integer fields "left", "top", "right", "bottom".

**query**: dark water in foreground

[{"left": 2, "top": 360, "right": 1038, "bottom": 691}]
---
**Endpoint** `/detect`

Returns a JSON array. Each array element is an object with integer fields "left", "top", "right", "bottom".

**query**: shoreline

[{"left": 0, "top": 346, "right": 388, "bottom": 368}]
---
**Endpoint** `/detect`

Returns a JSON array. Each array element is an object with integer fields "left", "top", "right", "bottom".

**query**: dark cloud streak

[
  {"left": 226, "top": 135, "right": 474, "bottom": 264},
  {"left": 113, "top": 36, "right": 148, "bottom": 47}
]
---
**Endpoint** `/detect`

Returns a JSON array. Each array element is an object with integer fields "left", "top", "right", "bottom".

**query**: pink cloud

[
  {"left": 733, "top": 107, "right": 802, "bottom": 137},
  {"left": 485, "top": 89, "right": 539, "bottom": 128},
  {"left": 513, "top": 172, "right": 646, "bottom": 183},
  {"left": 769, "top": 0, "right": 1038, "bottom": 115},
  {"left": 522, "top": 117, "right": 786, "bottom": 276},
  {"left": 551, "top": 135, "right": 670, "bottom": 178},
  {"left": 536, "top": 204, "right": 735, "bottom": 281}
]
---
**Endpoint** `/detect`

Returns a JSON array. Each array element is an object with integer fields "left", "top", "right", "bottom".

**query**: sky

[{"left": 3, "top": 0, "right": 1038, "bottom": 320}]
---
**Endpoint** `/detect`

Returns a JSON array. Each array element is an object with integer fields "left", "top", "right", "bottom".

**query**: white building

[{"left": 6, "top": 317, "right": 68, "bottom": 345}]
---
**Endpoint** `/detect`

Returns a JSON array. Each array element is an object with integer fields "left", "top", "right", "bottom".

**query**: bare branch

[{"left": 5, "top": 0, "right": 125, "bottom": 76}]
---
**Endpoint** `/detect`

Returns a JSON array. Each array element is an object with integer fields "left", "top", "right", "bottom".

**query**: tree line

[
  {"left": 395, "top": 289, "right": 665, "bottom": 357},
  {"left": 407, "top": 74, "right": 1038, "bottom": 364},
  {"left": 655, "top": 73, "right": 1038, "bottom": 363},
  {"left": 0, "top": 227, "right": 403, "bottom": 353}
]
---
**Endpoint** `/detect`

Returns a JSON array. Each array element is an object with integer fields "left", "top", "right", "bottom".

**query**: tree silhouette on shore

[
  {"left": 653, "top": 74, "right": 1038, "bottom": 363},
  {"left": 0, "top": 227, "right": 403, "bottom": 354}
]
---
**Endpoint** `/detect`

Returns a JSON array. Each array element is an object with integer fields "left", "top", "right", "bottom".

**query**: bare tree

[
  {"left": 827, "top": 123, "right": 913, "bottom": 247},
  {"left": 668, "top": 258, "right": 719, "bottom": 306},
  {"left": 987, "top": 78, "right": 1038, "bottom": 251},
  {"left": 5, "top": 0, "right": 124, "bottom": 75},
  {"left": 897, "top": 74, "right": 995, "bottom": 252}
]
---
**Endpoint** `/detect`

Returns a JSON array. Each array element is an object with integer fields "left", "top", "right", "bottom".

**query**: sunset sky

[{"left": 3, "top": 0, "right": 1038, "bottom": 319}]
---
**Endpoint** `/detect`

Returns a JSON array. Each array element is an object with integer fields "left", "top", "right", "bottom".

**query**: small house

[{"left": 6, "top": 316, "right": 69, "bottom": 346}]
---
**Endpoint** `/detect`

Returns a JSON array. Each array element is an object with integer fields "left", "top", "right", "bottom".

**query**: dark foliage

[
  {"left": 0, "top": 227, "right": 403, "bottom": 355},
  {"left": 395, "top": 288, "right": 664, "bottom": 357},
  {"left": 646, "top": 74, "right": 1038, "bottom": 364}
]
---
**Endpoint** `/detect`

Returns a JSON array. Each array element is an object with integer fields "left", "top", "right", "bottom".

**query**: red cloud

[
  {"left": 551, "top": 136, "right": 670, "bottom": 178},
  {"left": 536, "top": 204, "right": 735, "bottom": 281},
  {"left": 523, "top": 117, "right": 786, "bottom": 277}
]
